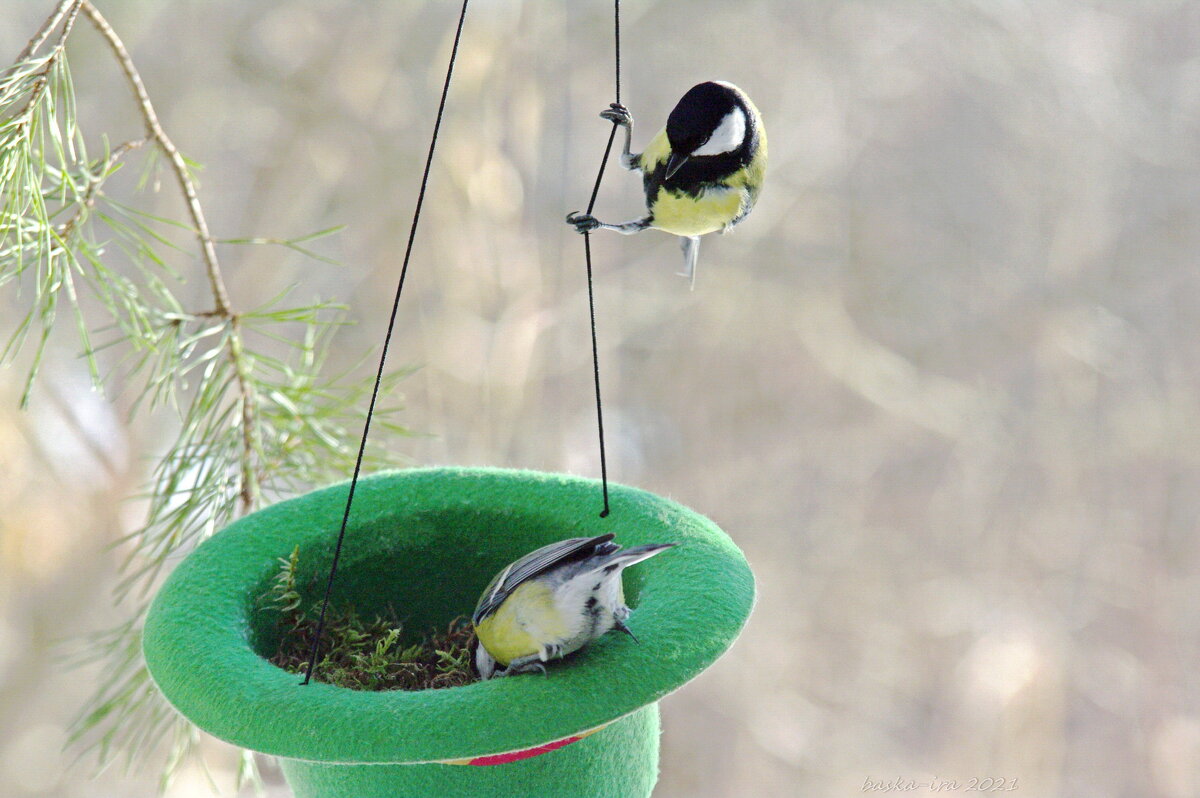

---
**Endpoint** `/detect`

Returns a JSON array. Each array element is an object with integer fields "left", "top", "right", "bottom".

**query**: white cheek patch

[{"left": 692, "top": 107, "right": 746, "bottom": 156}]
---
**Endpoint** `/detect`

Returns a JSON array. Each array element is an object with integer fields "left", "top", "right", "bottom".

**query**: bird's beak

[
  {"left": 471, "top": 638, "right": 496, "bottom": 680},
  {"left": 665, "top": 152, "right": 689, "bottom": 180}
]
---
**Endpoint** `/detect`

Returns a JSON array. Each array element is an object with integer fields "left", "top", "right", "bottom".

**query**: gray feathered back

[{"left": 472, "top": 533, "right": 618, "bottom": 624}]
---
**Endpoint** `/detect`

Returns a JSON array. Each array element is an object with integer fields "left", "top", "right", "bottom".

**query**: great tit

[
  {"left": 471, "top": 533, "right": 676, "bottom": 679},
  {"left": 567, "top": 81, "right": 767, "bottom": 286}
]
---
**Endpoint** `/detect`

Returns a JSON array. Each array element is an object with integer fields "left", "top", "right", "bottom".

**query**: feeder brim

[{"left": 142, "top": 467, "right": 754, "bottom": 764}]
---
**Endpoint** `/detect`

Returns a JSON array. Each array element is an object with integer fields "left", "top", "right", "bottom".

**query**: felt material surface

[
  {"left": 142, "top": 468, "right": 754, "bottom": 765},
  {"left": 279, "top": 704, "right": 660, "bottom": 798}
]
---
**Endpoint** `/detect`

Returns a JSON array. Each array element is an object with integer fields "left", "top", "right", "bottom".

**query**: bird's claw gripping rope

[
  {"left": 566, "top": 211, "right": 601, "bottom": 233},
  {"left": 599, "top": 103, "right": 631, "bottom": 127}
]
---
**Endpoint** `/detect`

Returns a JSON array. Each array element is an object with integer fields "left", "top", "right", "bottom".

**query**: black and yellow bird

[
  {"left": 471, "top": 533, "right": 676, "bottom": 679},
  {"left": 567, "top": 81, "right": 767, "bottom": 286}
]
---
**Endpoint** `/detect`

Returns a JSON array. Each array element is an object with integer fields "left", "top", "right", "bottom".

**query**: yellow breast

[
  {"left": 474, "top": 580, "right": 571, "bottom": 666},
  {"left": 649, "top": 186, "right": 746, "bottom": 237}
]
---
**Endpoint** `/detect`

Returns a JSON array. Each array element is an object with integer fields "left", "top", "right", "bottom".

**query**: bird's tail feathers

[{"left": 590, "top": 542, "right": 678, "bottom": 573}]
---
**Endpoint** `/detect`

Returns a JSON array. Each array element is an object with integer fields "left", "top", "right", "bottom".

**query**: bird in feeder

[
  {"left": 471, "top": 533, "right": 676, "bottom": 679},
  {"left": 566, "top": 81, "right": 768, "bottom": 286}
]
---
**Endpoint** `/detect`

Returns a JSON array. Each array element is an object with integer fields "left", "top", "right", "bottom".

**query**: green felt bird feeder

[{"left": 142, "top": 467, "right": 754, "bottom": 797}]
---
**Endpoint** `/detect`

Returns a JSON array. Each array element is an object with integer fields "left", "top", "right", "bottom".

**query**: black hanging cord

[
  {"left": 613, "top": 0, "right": 621, "bottom": 106},
  {"left": 581, "top": 0, "right": 622, "bottom": 518},
  {"left": 301, "top": 0, "right": 471, "bottom": 686}
]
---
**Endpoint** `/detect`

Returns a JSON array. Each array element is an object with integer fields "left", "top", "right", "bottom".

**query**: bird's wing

[{"left": 472, "top": 533, "right": 616, "bottom": 624}]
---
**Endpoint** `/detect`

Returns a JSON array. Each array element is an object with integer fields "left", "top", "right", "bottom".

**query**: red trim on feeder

[
  {"left": 467, "top": 735, "right": 581, "bottom": 766},
  {"left": 439, "top": 723, "right": 610, "bottom": 766}
]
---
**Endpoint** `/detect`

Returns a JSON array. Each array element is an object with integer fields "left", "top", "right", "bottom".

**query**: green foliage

[
  {"left": 1, "top": 25, "right": 95, "bottom": 405},
  {"left": 1, "top": 3, "right": 412, "bottom": 791},
  {"left": 262, "top": 547, "right": 476, "bottom": 692}
]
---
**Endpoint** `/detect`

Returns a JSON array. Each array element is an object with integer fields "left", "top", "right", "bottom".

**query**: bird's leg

[
  {"left": 497, "top": 654, "right": 549, "bottom": 677},
  {"left": 679, "top": 235, "right": 701, "bottom": 287},
  {"left": 613, "top": 617, "right": 639, "bottom": 644},
  {"left": 566, "top": 105, "right": 644, "bottom": 236},
  {"left": 599, "top": 103, "right": 637, "bottom": 170},
  {"left": 566, "top": 212, "right": 652, "bottom": 235},
  {"left": 539, "top": 643, "right": 564, "bottom": 662}
]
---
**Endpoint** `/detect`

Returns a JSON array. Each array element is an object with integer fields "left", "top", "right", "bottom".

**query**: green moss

[{"left": 260, "top": 546, "right": 475, "bottom": 691}]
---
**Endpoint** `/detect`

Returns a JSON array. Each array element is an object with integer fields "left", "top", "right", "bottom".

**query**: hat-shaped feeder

[{"left": 142, "top": 468, "right": 753, "bottom": 796}]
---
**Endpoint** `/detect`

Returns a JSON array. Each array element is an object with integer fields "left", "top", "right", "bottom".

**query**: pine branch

[
  {"left": 2, "top": 3, "right": 412, "bottom": 787},
  {"left": 53, "top": 136, "right": 145, "bottom": 242},
  {"left": 15, "top": 0, "right": 81, "bottom": 62},
  {"left": 15, "top": 0, "right": 82, "bottom": 122},
  {"left": 80, "top": 0, "right": 260, "bottom": 512}
]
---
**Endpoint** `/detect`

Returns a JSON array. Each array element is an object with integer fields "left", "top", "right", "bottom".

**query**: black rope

[
  {"left": 301, "top": 0, "right": 470, "bottom": 686},
  {"left": 581, "top": 0, "right": 622, "bottom": 518},
  {"left": 613, "top": 0, "right": 621, "bottom": 107}
]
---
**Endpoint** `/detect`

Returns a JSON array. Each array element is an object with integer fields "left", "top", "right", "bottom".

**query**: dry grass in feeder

[{"left": 260, "top": 547, "right": 476, "bottom": 691}]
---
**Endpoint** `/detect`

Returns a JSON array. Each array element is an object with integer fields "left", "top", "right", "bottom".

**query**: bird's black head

[{"left": 665, "top": 81, "right": 744, "bottom": 156}]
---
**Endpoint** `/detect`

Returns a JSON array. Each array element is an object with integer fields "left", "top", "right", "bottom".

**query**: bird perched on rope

[
  {"left": 471, "top": 533, "right": 676, "bottom": 679},
  {"left": 566, "top": 81, "right": 767, "bottom": 287}
]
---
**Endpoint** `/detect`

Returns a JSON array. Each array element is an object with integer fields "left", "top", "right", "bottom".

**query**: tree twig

[
  {"left": 55, "top": 137, "right": 147, "bottom": 243},
  {"left": 16, "top": 0, "right": 82, "bottom": 120},
  {"left": 78, "top": 1, "right": 230, "bottom": 314},
  {"left": 15, "top": 0, "right": 80, "bottom": 62},
  {"left": 80, "top": 0, "right": 260, "bottom": 513}
]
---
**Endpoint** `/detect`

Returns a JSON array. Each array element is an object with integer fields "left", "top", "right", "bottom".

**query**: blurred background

[{"left": 3, "top": 0, "right": 1200, "bottom": 795}]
